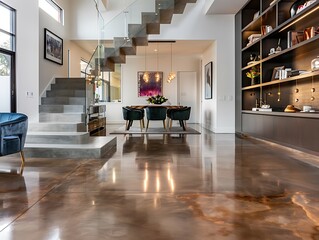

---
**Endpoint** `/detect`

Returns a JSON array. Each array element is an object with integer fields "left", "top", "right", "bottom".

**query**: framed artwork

[
  {"left": 205, "top": 62, "right": 213, "bottom": 99},
  {"left": 44, "top": 28, "right": 63, "bottom": 65},
  {"left": 138, "top": 71, "right": 163, "bottom": 97}
]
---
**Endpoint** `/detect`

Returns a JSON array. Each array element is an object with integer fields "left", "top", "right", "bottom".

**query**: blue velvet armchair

[{"left": 0, "top": 113, "right": 28, "bottom": 174}]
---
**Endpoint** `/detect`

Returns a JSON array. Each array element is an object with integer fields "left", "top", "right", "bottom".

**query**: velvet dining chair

[
  {"left": 166, "top": 107, "right": 191, "bottom": 131},
  {"left": 145, "top": 106, "right": 167, "bottom": 131},
  {"left": 122, "top": 107, "right": 145, "bottom": 131}
]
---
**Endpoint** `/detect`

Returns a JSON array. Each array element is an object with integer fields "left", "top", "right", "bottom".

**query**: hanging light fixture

[
  {"left": 167, "top": 42, "right": 175, "bottom": 83},
  {"left": 143, "top": 46, "right": 149, "bottom": 82},
  {"left": 155, "top": 43, "right": 160, "bottom": 82}
]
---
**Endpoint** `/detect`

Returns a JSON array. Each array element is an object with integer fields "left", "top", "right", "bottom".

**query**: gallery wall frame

[
  {"left": 205, "top": 62, "right": 213, "bottom": 99},
  {"left": 138, "top": 71, "right": 163, "bottom": 97},
  {"left": 44, "top": 28, "right": 63, "bottom": 65}
]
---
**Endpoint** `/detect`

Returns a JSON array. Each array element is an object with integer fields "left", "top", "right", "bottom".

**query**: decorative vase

[
  {"left": 311, "top": 56, "right": 319, "bottom": 71},
  {"left": 290, "top": 0, "right": 306, "bottom": 17},
  {"left": 251, "top": 78, "right": 255, "bottom": 85}
]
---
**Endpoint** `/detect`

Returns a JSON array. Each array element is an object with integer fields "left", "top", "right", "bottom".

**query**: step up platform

[
  {"left": 24, "top": 136, "right": 116, "bottom": 159},
  {"left": 29, "top": 122, "right": 86, "bottom": 132},
  {"left": 26, "top": 132, "right": 90, "bottom": 144}
]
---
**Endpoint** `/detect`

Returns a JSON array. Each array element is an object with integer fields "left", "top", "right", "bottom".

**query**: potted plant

[
  {"left": 146, "top": 95, "right": 168, "bottom": 104},
  {"left": 246, "top": 65, "right": 260, "bottom": 85}
]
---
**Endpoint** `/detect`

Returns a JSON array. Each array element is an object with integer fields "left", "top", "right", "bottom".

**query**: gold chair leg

[
  {"left": 125, "top": 120, "right": 129, "bottom": 130},
  {"left": 170, "top": 119, "right": 173, "bottom": 129},
  {"left": 163, "top": 120, "right": 166, "bottom": 130},
  {"left": 139, "top": 119, "right": 143, "bottom": 132},
  {"left": 19, "top": 151, "right": 25, "bottom": 175}
]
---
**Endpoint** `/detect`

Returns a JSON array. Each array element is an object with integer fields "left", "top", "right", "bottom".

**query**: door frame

[{"left": 0, "top": 48, "right": 16, "bottom": 112}]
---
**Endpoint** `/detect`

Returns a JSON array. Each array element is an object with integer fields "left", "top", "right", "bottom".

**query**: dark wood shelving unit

[{"left": 235, "top": 0, "right": 319, "bottom": 154}]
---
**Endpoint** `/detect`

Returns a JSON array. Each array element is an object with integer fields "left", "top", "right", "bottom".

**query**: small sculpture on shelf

[
  {"left": 311, "top": 56, "right": 319, "bottom": 71},
  {"left": 246, "top": 65, "right": 260, "bottom": 85}
]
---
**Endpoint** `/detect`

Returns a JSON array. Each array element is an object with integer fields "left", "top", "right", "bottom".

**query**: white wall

[
  {"left": 39, "top": 0, "right": 69, "bottom": 94},
  {"left": 3, "top": 0, "right": 39, "bottom": 122},
  {"left": 201, "top": 43, "right": 216, "bottom": 131},
  {"left": 69, "top": 0, "right": 154, "bottom": 40},
  {"left": 68, "top": 42, "right": 92, "bottom": 77},
  {"left": 39, "top": 0, "right": 91, "bottom": 95},
  {"left": 104, "top": 54, "right": 201, "bottom": 123}
]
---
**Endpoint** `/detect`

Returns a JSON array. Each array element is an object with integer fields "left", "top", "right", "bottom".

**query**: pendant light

[
  {"left": 143, "top": 46, "right": 149, "bottom": 82},
  {"left": 155, "top": 43, "right": 160, "bottom": 82},
  {"left": 167, "top": 42, "right": 175, "bottom": 83}
]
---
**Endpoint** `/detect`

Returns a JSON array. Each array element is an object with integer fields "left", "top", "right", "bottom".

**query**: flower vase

[{"left": 251, "top": 78, "right": 255, "bottom": 85}]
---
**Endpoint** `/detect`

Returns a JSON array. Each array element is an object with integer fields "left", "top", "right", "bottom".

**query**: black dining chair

[
  {"left": 166, "top": 107, "right": 191, "bottom": 131},
  {"left": 145, "top": 106, "right": 167, "bottom": 131},
  {"left": 122, "top": 107, "right": 145, "bottom": 131}
]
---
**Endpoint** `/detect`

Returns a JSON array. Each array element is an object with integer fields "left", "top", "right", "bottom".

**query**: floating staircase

[
  {"left": 24, "top": 78, "right": 116, "bottom": 159},
  {"left": 24, "top": 0, "right": 196, "bottom": 158},
  {"left": 91, "top": 0, "right": 197, "bottom": 73}
]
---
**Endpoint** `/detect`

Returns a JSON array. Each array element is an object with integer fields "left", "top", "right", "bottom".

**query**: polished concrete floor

[{"left": 1, "top": 124, "right": 319, "bottom": 240}]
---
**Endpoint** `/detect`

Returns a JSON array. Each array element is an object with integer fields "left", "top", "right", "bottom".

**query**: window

[
  {"left": 0, "top": 1, "right": 16, "bottom": 112},
  {"left": 39, "top": 0, "right": 63, "bottom": 24},
  {"left": 0, "top": 1, "right": 16, "bottom": 51}
]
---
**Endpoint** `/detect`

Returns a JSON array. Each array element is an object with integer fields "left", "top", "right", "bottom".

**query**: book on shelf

[
  {"left": 287, "top": 31, "right": 304, "bottom": 48},
  {"left": 252, "top": 108, "right": 273, "bottom": 112}
]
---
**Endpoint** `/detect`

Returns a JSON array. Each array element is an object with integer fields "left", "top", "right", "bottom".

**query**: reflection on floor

[{"left": 1, "top": 124, "right": 319, "bottom": 239}]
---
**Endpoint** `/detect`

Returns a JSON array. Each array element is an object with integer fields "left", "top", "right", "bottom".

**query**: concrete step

[
  {"left": 39, "top": 105, "right": 85, "bottom": 113},
  {"left": 28, "top": 122, "right": 86, "bottom": 132},
  {"left": 105, "top": 47, "right": 126, "bottom": 64},
  {"left": 24, "top": 136, "right": 117, "bottom": 159},
  {"left": 51, "top": 82, "right": 86, "bottom": 90},
  {"left": 39, "top": 113, "right": 85, "bottom": 123},
  {"left": 46, "top": 89, "right": 86, "bottom": 97},
  {"left": 26, "top": 132, "right": 90, "bottom": 144},
  {"left": 114, "top": 37, "right": 137, "bottom": 56},
  {"left": 55, "top": 78, "right": 86, "bottom": 84},
  {"left": 41, "top": 96, "right": 86, "bottom": 105}
]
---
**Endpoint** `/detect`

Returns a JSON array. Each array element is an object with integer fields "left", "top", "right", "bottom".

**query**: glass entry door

[{"left": 0, "top": 51, "right": 15, "bottom": 112}]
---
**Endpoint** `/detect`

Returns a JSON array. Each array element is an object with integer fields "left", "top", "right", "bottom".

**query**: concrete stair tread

[
  {"left": 30, "top": 122, "right": 83, "bottom": 124},
  {"left": 25, "top": 136, "right": 116, "bottom": 149},
  {"left": 27, "top": 132, "right": 88, "bottom": 136}
]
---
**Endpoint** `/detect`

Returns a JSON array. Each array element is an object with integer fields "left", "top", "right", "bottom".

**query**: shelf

[
  {"left": 277, "top": 1, "right": 319, "bottom": 32},
  {"left": 241, "top": 2, "right": 277, "bottom": 32},
  {"left": 242, "top": 71, "right": 319, "bottom": 89},
  {"left": 262, "top": 71, "right": 319, "bottom": 86},
  {"left": 261, "top": 34, "right": 319, "bottom": 63},
  {"left": 242, "top": 84, "right": 262, "bottom": 90},
  {"left": 242, "top": 110, "right": 319, "bottom": 119},
  {"left": 242, "top": 61, "right": 261, "bottom": 70},
  {"left": 242, "top": 38, "right": 261, "bottom": 51}
]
